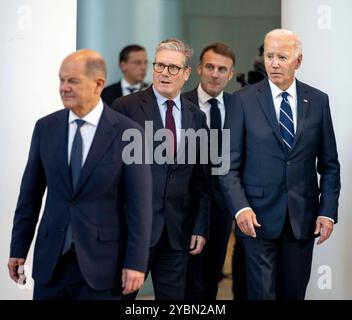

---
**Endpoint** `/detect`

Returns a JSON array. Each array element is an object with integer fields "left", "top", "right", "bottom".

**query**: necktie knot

[
  {"left": 281, "top": 91, "right": 289, "bottom": 100},
  {"left": 208, "top": 98, "right": 218, "bottom": 108},
  {"left": 126, "top": 87, "right": 137, "bottom": 94},
  {"left": 75, "top": 119, "right": 85, "bottom": 128},
  {"left": 166, "top": 100, "right": 174, "bottom": 110}
]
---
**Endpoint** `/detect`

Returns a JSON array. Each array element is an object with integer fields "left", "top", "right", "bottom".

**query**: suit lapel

[
  {"left": 291, "top": 80, "right": 309, "bottom": 150},
  {"left": 55, "top": 109, "right": 72, "bottom": 193},
  {"left": 257, "top": 80, "right": 287, "bottom": 152},
  {"left": 140, "top": 87, "right": 164, "bottom": 133},
  {"left": 173, "top": 97, "right": 195, "bottom": 169},
  {"left": 223, "top": 92, "right": 234, "bottom": 129},
  {"left": 73, "top": 106, "right": 120, "bottom": 196}
]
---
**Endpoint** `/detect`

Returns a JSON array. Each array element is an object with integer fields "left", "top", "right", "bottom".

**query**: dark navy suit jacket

[
  {"left": 182, "top": 88, "right": 237, "bottom": 211},
  {"left": 10, "top": 105, "right": 153, "bottom": 291},
  {"left": 112, "top": 87, "right": 211, "bottom": 250},
  {"left": 219, "top": 79, "right": 340, "bottom": 240}
]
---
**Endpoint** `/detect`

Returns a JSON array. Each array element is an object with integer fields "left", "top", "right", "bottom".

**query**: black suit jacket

[
  {"left": 182, "top": 88, "right": 236, "bottom": 210},
  {"left": 219, "top": 79, "right": 340, "bottom": 240},
  {"left": 112, "top": 87, "right": 211, "bottom": 250},
  {"left": 102, "top": 81, "right": 149, "bottom": 107},
  {"left": 10, "top": 105, "right": 153, "bottom": 291}
]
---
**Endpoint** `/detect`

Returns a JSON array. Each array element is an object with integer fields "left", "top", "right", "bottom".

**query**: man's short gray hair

[
  {"left": 264, "top": 29, "right": 302, "bottom": 58},
  {"left": 155, "top": 38, "right": 194, "bottom": 67}
]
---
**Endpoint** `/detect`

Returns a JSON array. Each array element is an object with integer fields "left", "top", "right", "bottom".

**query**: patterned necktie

[
  {"left": 62, "top": 119, "right": 85, "bottom": 255},
  {"left": 279, "top": 92, "right": 294, "bottom": 151},
  {"left": 165, "top": 100, "right": 177, "bottom": 158}
]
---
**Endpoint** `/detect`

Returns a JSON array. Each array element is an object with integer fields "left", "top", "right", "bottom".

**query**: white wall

[
  {"left": 282, "top": 0, "right": 352, "bottom": 299},
  {"left": 0, "top": 0, "right": 76, "bottom": 299}
]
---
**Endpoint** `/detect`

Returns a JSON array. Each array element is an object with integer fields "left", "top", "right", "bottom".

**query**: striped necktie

[{"left": 279, "top": 92, "right": 294, "bottom": 152}]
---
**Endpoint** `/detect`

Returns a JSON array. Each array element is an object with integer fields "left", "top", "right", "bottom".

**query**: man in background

[
  {"left": 183, "top": 42, "right": 242, "bottom": 300},
  {"left": 102, "top": 44, "right": 149, "bottom": 106}
]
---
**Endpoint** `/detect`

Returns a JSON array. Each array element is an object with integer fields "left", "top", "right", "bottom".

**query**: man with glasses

[
  {"left": 102, "top": 44, "right": 149, "bottom": 106},
  {"left": 112, "top": 38, "right": 211, "bottom": 300}
]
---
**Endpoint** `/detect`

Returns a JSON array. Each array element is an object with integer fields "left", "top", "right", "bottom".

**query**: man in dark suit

[
  {"left": 102, "top": 44, "right": 149, "bottom": 106},
  {"left": 219, "top": 29, "right": 340, "bottom": 300},
  {"left": 8, "top": 49, "right": 153, "bottom": 300},
  {"left": 112, "top": 38, "right": 211, "bottom": 300},
  {"left": 182, "top": 42, "right": 240, "bottom": 300}
]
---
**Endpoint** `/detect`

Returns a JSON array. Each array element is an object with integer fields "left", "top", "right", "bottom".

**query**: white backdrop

[
  {"left": 0, "top": 0, "right": 76, "bottom": 299},
  {"left": 283, "top": 0, "right": 352, "bottom": 299},
  {"left": 1, "top": 0, "right": 351, "bottom": 300}
]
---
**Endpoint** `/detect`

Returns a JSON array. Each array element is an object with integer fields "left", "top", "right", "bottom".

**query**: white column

[
  {"left": 0, "top": 0, "right": 76, "bottom": 299},
  {"left": 282, "top": 0, "right": 352, "bottom": 299}
]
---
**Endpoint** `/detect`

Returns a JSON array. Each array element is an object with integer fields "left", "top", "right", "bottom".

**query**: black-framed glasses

[{"left": 152, "top": 62, "right": 185, "bottom": 75}]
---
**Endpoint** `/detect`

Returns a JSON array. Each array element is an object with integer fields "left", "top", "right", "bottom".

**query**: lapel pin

[{"left": 303, "top": 99, "right": 308, "bottom": 103}]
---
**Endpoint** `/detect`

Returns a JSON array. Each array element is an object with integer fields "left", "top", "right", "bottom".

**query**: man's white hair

[{"left": 264, "top": 29, "right": 302, "bottom": 58}]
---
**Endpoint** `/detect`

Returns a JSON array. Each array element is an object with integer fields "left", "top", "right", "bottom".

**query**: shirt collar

[
  {"left": 197, "top": 84, "right": 224, "bottom": 105},
  {"left": 122, "top": 78, "right": 141, "bottom": 90},
  {"left": 152, "top": 86, "right": 181, "bottom": 111},
  {"left": 268, "top": 78, "right": 297, "bottom": 100},
  {"left": 68, "top": 99, "right": 104, "bottom": 126}
]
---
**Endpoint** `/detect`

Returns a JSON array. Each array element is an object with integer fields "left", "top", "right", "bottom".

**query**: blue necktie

[
  {"left": 62, "top": 119, "right": 85, "bottom": 255},
  {"left": 126, "top": 87, "right": 137, "bottom": 94},
  {"left": 209, "top": 98, "right": 221, "bottom": 130},
  {"left": 209, "top": 98, "right": 222, "bottom": 157},
  {"left": 279, "top": 92, "right": 294, "bottom": 152}
]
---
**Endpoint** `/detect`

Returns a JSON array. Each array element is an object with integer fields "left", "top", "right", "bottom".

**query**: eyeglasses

[{"left": 152, "top": 62, "right": 185, "bottom": 75}]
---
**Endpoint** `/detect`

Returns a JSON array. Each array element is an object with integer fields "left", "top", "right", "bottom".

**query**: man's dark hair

[
  {"left": 119, "top": 44, "right": 146, "bottom": 63},
  {"left": 199, "top": 42, "right": 236, "bottom": 65}
]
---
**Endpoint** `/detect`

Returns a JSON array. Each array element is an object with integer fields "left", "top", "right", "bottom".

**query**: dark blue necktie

[
  {"left": 209, "top": 98, "right": 222, "bottom": 157},
  {"left": 62, "top": 119, "right": 85, "bottom": 255},
  {"left": 126, "top": 87, "right": 137, "bottom": 94},
  {"left": 279, "top": 92, "right": 294, "bottom": 152},
  {"left": 209, "top": 98, "right": 221, "bottom": 130}
]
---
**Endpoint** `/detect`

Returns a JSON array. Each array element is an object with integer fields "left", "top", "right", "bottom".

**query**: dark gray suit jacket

[{"left": 112, "top": 87, "right": 211, "bottom": 250}]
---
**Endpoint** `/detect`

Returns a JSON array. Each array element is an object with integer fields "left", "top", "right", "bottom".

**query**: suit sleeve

[
  {"left": 317, "top": 94, "right": 341, "bottom": 222},
  {"left": 218, "top": 93, "right": 251, "bottom": 217},
  {"left": 10, "top": 121, "right": 47, "bottom": 258},
  {"left": 122, "top": 125, "right": 153, "bottom": 273},
  {"left": 191, "top": 113, "right": 211, "bottom": 238}
]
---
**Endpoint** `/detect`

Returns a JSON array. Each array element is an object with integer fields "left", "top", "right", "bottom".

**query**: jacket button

[{"left": 286, "top": 161, "right": 291, "bottom": 166}]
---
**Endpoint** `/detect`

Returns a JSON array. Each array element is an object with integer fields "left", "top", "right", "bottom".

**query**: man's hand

[
  {"left": 121, "top": 268, "right": 145, "bottom": 295},
  {"left": 189, "top": 235, "right": 206, "bottom": 255},
  {"left": 8, "top": 258, "right": 26, "bottom": 283},
  {"left": 236, "top": 209, "right": 261, "bottom": 237},
  {"left": 314, "top": 217, "right": 334, "bottom": 245}
]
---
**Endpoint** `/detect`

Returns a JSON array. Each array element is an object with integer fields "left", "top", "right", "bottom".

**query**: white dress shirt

[
  {"left": 268, "top": 78, "right": 297, "bottom": 132},
  {"left": 121, "top": 78, "right": 143, "bottom": 96},
  {"left": 197, "top": 84, "right": 226, "bottom": 129},
  {"left": 67, "top": 99, "right": 104, "bottom": 166}
]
